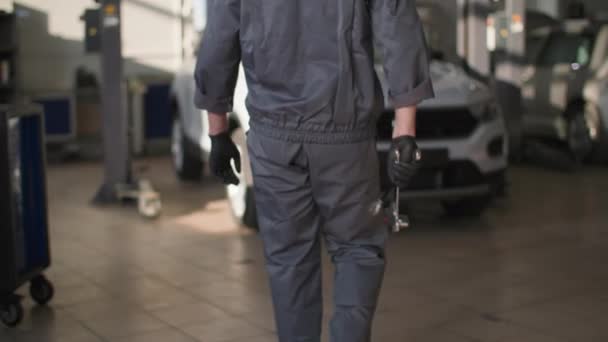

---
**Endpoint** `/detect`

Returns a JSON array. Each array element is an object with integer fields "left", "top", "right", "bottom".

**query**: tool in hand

[{"left": 392, "top": 150, "right": 410, "bottom": 233}]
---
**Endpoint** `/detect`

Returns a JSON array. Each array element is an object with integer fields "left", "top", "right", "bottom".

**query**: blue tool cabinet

[{"left": 0, "top": 104, "right": 54, "bottom": 327}]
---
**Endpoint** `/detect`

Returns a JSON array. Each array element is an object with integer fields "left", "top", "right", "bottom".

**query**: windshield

[{"left": 538, "top": 32, "right": 595, "bottom": 66}]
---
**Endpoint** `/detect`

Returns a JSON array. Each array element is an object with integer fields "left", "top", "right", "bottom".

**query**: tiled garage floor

[{"left": 1, "top": 158, "right": 607, "bottom": 342}]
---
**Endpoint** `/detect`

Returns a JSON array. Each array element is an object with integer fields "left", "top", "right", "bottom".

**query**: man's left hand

[{"left": 387, "top": 135, "right": 421, "bottom": 188}]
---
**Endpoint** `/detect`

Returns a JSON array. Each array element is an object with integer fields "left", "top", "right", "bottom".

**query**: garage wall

[
  {"left": 14, "top": 0, "right": 183, "bottom": 94},
  {"left": 122, "top": 0, "right": 183, "bottom": 73},
  {"left": 0, "top": 0, "right": 10, "bottom": 11}
]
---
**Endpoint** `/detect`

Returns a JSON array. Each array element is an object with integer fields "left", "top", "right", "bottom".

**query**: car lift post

[
  {"left": 94, "top": 0, "right": 129, "bottom": 203},
  {"left": 92, "top": 0, "right": 161, "bottom": 218},
  {"left": 458, "top": 0, "right": 492, "bottom": 79},
  {"left": 457, "top": 0, "right": 525, "bottom": 159}
]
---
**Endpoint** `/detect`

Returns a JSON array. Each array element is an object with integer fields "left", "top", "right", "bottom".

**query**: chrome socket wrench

[{"left": 392, "top": 150, "right": 410, "bottom": 233}]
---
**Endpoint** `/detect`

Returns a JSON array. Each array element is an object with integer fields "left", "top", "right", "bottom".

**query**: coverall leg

[{"left": 248, "top": 131, "right": 388, "bottom": 342}]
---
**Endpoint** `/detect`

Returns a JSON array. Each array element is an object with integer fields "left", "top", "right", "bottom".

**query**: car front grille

[
  {"left": 378, "top": 158, "right": 485, "bottom": 191},
  {"left": 377, "top": 108, "right": 478, "bottom": 140}
]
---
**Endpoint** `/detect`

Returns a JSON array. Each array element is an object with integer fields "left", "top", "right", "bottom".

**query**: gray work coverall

[{"left": 195, "top": 0, "right": 434, "bottom": 341}]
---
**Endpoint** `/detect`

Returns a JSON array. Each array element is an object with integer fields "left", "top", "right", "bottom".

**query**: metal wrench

[{"left": 392, "top": 150, "right": 410, "bottom": 233}]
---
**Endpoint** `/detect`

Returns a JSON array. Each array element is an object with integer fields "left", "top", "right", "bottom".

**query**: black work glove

[
  {"left": 209, "top": 132, "right": 241, "bottom": 185},
  {"left": 387, "top": 135, "right": 421, "bottom": 188}
]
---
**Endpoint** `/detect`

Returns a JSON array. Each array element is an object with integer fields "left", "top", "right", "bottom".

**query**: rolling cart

[{"left": 0, "top": 105, "right": 54, "bottom": 327}]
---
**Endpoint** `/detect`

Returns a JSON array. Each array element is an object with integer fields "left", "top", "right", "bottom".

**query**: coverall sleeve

[
  {"left": 193, "top": 0, "right": 241, "bottom": 113},
  {"left": 371, "top": 0, "right": 434, "bottom": 108}
]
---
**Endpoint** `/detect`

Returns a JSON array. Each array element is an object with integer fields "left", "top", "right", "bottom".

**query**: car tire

[
  {"left": 591, "top": 128, "right": 608, "bottom": 164},
  {"left": 227, "top": 127, "right": 258, "bottom": 229},
  {"left": 442, "top": 196, "right": 489, "bottom": 217},
  {"left": 566, "top": 106, "right": 594, "bottom": 163},
  {"left": 172, "top": 115, "right": 203, "bottom": 181},
  {"left": 586, "top": 104, "right": 608, "bottom": 164}
]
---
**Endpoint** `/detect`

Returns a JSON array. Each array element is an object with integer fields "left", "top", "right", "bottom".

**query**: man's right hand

[
  {"left": 209, "top": 131, "right": 241, "bottom": 185},
  {"left": 387, "top": 135, "right": 421, "bottom": 188}
]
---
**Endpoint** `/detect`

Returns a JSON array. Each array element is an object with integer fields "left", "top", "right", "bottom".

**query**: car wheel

[
  {"left": 227, "top": 127, "right": 258, "bottom": 229},
  {"left": 442, "top": 196, "right": 489, "bottom": 217},
  {"left": 586, "top": 104, "right": 608, "bottom": 164},
  {"left": 566, "top": 107, "right": 594, "bottom": 163},
  {"left": 172, "top": 115, "right": 203, "bottom": 181}
]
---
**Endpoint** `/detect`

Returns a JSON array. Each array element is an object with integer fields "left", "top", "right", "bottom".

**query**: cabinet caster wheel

[
  {"left": 1, "top": 300, "right": 24, "bottom": 327},
  {"left": 138, "top": 194, "right": 162, "bottom": 219},
  {"left": 30, "top": 275, "right": 54, "bottom": 306}
]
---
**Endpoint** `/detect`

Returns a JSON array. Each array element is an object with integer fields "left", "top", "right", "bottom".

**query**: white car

[
  {"left": 522, "top": 19, "right": 608, "bottom": 163},
  {"left": 377, "top": 60, "right": 508, "bottom": 217},
  {"left": 171, "top": 61, "right": 258, "bottom": 227}
]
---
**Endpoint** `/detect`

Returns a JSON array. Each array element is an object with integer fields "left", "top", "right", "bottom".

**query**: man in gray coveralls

[{"left": 194, "top": 0, "right": 434, "bottom": 341}]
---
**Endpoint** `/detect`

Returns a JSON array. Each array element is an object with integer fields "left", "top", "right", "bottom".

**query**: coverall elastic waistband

[{"left": 249, "top": 116, "right": 377, "bottom": 144}]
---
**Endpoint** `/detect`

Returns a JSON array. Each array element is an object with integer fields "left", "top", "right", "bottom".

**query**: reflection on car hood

[{"left": 377, "top": 60, "right": 493, "bottom": 110}]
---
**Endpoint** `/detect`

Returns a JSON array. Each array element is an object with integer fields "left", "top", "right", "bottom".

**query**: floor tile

[
  {"left": 441, "top": 314, "right": 568, "bottom": 342},
  {"left": 109, "top": 328, "right": 197, "bottom": 342},
  {"left": 181, "top": 317, "right": 270, "bottom": 342},
  {"left": 79, "top": 313, "right": 169, "bottom": 339},
  {"left": 229, "top": 333, "right": 277, "bottom": 342},
  {"left": 150, "top": 301, "right": 231, "bottom": 327}
]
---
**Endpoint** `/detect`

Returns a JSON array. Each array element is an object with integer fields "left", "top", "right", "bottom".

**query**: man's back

[
  {"left": 195, "top": 0, "right": 433, "bottom": 143},
  {"left": 239, "top": 0, "right": 345, "bottom": 121}
]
